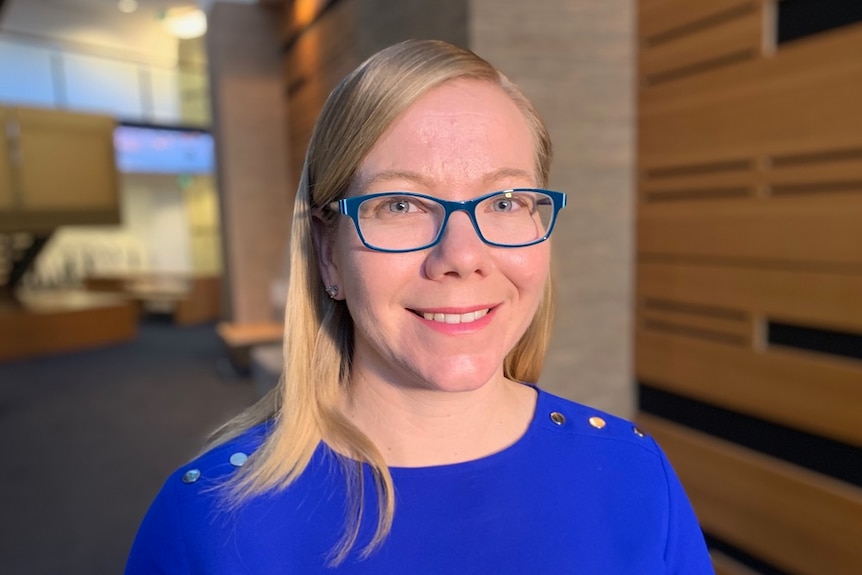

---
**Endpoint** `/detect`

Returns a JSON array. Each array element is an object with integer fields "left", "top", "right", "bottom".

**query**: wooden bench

[{"left": 215, "top": 321, "right": 283, "bottom": 373}]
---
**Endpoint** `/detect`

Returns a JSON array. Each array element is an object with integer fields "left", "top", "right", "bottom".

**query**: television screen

[{"left": 114, "top": 125, "right": 214, "bottom": 174}]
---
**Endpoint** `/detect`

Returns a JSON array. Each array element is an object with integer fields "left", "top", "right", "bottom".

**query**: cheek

[
  {"left": 334, "top": 235, "right": 422, "bottom": 305},
  {"left": 502, "top": 245, "right": 551, "bottom": 294}
]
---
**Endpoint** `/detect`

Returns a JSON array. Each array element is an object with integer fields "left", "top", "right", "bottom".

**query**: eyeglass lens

[{"left": 356, "top": 190, "right": 555, "bottom": 251}]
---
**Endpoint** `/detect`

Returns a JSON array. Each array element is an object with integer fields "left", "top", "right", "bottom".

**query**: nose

[{"left": 423, "top": 210, "right": 494, "bottom": 280}]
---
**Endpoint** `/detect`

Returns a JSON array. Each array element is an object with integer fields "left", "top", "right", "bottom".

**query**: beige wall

[{"left": 472, "top": 0, "right": 636, "bottom": 416}]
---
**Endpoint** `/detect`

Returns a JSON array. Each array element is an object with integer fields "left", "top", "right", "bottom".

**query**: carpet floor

[{"left": 0, "top": 319, "right": 258, "bottom": 574}]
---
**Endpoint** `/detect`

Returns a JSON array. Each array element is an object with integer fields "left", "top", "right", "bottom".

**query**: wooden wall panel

[
  {"left": 638, "top": 261, "right": 862, "bottom": 334},
  {"left": 641, "top": 25, "right": 862, "bottom": 164},
  {"left": 711, "top": 552, "right": 764, "bottom": 575},
  {"left": 640, "top": 5, "right": 762, "bottom": 86},
  {"left": 637, "top": 2, "right": 862, "bottom": 572},
  {"left": 283, "top": 0, "right": 359, "bottom": 185},
  {"left": 637, "top": 329, "right": 862, "bottom": 447},
  {"left": 638, "top": 194, "right": 862, "bottom": 265},
  {"left": 639, "top": 0, "right": 759, "bottom": 42},
  {"left": 639, "top": 415, "right": 862, "bottom": 575}
]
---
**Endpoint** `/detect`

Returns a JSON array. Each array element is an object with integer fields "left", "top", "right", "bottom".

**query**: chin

[{"left": 415, "top": 357, "right": 503, "bottom": 393}]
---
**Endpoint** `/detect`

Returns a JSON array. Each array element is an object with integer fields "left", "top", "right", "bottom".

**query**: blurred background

[{"left": 0, "top": 0, "right": 859, "bottom": 573}]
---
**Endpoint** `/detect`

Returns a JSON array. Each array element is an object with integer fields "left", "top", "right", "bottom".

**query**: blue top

[{"left": 126, "top": 387, "right": 715, "bottom": 574}]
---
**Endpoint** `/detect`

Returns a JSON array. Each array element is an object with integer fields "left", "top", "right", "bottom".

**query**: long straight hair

[{"left": 208, "top": 39, "right": 555, "bottom": 565}]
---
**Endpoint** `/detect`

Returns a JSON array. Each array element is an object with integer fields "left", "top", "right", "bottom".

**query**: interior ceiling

[
  {"left": 9, "top": 0, "right": 284, "bottom": 24},
  {"left": 34, "top": 0, "right": 207, "bottom": 18}
]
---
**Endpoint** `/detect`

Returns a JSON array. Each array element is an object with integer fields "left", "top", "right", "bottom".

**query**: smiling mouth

[{"left": 410, "top": 308, "right": 491, "bottom": 324}]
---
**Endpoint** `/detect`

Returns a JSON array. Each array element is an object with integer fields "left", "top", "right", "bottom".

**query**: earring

[{"left": 325, "top": 285, "right": 339, "bottom": 299}]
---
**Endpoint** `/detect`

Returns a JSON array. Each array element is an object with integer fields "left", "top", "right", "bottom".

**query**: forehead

[{"left": 354, "top": 79, "right": 537, "bottom": 192}]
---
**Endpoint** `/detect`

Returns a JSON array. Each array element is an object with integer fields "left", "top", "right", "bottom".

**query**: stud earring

[{"left": 325, "top": 285, "right": 339, "bottom": 299}]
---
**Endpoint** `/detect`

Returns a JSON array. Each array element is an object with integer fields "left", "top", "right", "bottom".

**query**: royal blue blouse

[{"left": 126, "top": 387, "right": 715, "bottom": 574}]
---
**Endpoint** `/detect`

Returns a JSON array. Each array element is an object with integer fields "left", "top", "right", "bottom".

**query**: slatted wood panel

[
  {"left": 639, "top": 194, "right": 862, "bottom": 265},
  {"left": 639, "top": 261, "right": 862, "bottom": 339},
  {"left": 639, "top": 415, "right": 862, "bottom": 575},
  {"left": 637, "top": 329, "right": 862, "bottom": 447},
  {"left": 283, "top": 0, "right": 360, "bottom": 185},
  {"left": 638, "top": 1, "right": 862, "bottom": 573},
  {"left": 281, "top": 0, "right": 468, "bottom": 190},
  {"left": 711, "top": 552, "right": 764, "bottom": 575},
  {"left": 640, "top": 2, "right": 762, "bottom": 86}
]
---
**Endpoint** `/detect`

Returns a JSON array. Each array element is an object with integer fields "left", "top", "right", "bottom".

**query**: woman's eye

[
  {"left": 492, "top": 199, "right": 512, "bottom": 212},
  {"left": 492, "top": 196, "right": 531, "bottom": 212},
  {"left": 388, "top": 200, "right": 412, "bottom": 213}
]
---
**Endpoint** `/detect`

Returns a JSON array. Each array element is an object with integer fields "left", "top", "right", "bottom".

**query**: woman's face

[{"left": 318, "top": 79, "right": 550, "bottom": 393}]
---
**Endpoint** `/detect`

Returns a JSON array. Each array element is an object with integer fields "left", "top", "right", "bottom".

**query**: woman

[{"left": 126, "top": 39, "right": 714, "bottom": 574}]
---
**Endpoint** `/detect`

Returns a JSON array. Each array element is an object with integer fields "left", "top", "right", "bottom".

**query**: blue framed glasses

[{"left": 328, "top": 188, "right": 567, "bottom": 253}]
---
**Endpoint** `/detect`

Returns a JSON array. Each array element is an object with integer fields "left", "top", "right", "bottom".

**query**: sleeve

[
  {"left": 652, "top": 437, "right": 716, "bottom": 575},
  {"left": 124, "top": 474, "right": 191, "bottom": 575}
]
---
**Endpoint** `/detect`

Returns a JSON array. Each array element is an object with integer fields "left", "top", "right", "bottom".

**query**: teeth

[{"left": 422, "top": 309, "right": 489, "bottom": 324}]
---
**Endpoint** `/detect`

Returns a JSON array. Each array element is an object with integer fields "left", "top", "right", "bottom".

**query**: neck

[{"left": 341, "top": 371, "right": 537, "bottom": 468}]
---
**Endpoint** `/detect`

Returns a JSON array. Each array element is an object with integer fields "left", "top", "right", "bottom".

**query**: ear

[{"left": 311, "top": 213, "right": 343, "bottom": 299}]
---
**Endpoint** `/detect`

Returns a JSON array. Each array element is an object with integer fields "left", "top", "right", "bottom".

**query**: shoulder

[
  {"left": 166, "top": 421, "right": 273, "bottom": 500},
  {"left": 528, "top": 387, "right": 689, "bottom": 511},
  {"left": 532, "top": 386, "right": 661, "bottom": 460},
  {"left": 126, "top": 423, "right": 275, "bottom": 573}
]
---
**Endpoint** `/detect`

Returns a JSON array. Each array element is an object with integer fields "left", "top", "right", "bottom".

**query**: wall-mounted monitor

[{"left": 114, "top": 124, "right": 214, "bottom": 174}]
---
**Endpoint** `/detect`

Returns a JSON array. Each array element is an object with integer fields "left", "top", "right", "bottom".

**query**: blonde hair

[{"left": 209, "top": 39, "right": 555, "bottom": 565}]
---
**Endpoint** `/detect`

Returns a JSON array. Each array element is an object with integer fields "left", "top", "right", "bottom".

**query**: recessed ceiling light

[
  {"left": 162, "top": 7, "right": 208, "bottom": 39},
  {"left": 118, "top": 0, "right": 139, "bottom": 14}
]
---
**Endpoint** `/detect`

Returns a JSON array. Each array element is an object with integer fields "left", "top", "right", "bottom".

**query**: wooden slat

[
  {"left": 637, "top": 329, "right": 862, "bottom": 447},
  {"left": 638, "top": 193, "right": 862, "bottom": 265},
  {"left": 639, "top": 308, "right": 752, "bottom": 344},
  {"left": 284, "top": 1, "right": 360, "bottom": 188},
  {"left": 641, "top": 153, "right": 862, "bottom": 197},
  {"left": 641, "top": 8, "right": 762, "bottom": 85},
  {"left": 638, "top": 261, "right": 862, "bottom": 333},
  {"left": 641, "top": 169, "right": 755, "bottom": 194},
  {"left": 282, "top": 0, "right": 356, "bottom": 86},
  {"left": 639, "top": 0, "right": 758, "bottom": 42},
  {"left": 638, "top": 414, "right": 862, "bottom": 575},
  {"left": 641, "top": 16, "right": 862, "bottom": 108},
  {"left": 640, "top": 26, "right": 862, "bottom": 165},
  {"left": 711, "top": 551, "right": 764, "bottom": 575}
]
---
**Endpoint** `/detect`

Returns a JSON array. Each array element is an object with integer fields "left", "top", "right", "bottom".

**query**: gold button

[
  {"left": 589, "top": 416, "right": 606, "bottom": 429},
  {"left": 632, "top": 426, "right": 645, "bottom": 438},
  {"left": 182, "top": 469, "right": 201, "bottom": 484},
  {"left": 549, "top": 411, "right": 566, "bottom": 425}
]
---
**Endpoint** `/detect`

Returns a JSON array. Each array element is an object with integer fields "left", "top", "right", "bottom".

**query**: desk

[{"left": 0, "top": 290, "right": 137, "bottom": 361}]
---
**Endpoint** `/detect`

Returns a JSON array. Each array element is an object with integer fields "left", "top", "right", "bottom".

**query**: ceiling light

[
  {"left": 162, "top": 7, "right": 208, "bottom": 39},
  {"left": 117, "top": 0, "right": 138, "bottom": 13}
]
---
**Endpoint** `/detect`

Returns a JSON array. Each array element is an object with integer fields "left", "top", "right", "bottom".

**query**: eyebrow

[
  {"left": 353, "top": 170, "right": 434, "bottom": 195},
  {"left": 353, "top": 167, "right": 537, "bottom": 195}
]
